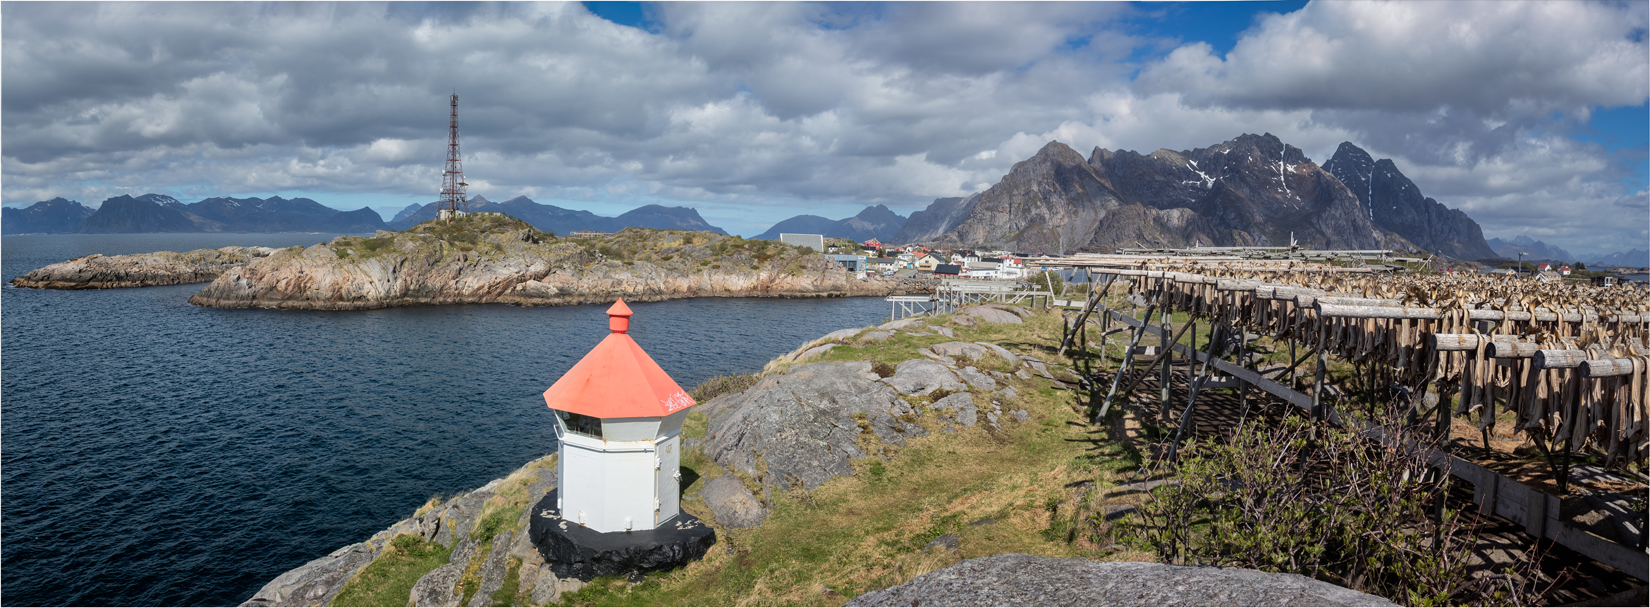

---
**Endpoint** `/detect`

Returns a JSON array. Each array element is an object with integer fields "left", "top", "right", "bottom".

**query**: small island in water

[{"left": 12, "top": 213, "right": 930, "bottom": 309}]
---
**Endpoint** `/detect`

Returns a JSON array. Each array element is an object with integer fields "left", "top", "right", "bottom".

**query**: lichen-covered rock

[
  {"left": 955, "top": 367, "right": 997, "bottom": 390},
  {"left": 881, "top": 359, "right": 966, "bottom": 397},
  {"left": 700, "top": 476, "right": 768, "bottom": 528},
  {"left": 929, "top": 341, "right": 990, "bottom": 361},
  {"left": 238, "top": 542, "right": 379, "bottom": 607},
  {"left": 956, "top": 306, "right": 1022, "bottom": 324},
  {"left": 975, "top": 342, "right": 1020, "bottom": 366},
  {"left": 931, "top": 393, "right": 977, "bottom": 427},
  {"left": 408, "top": 564, "right": 464, "bottom": 607},
  {"left": 847, "top": 554, "right": 1396, "bottom": 607},
  {"left": 466, "top": 531, "right": 514, "bottom": 607},
  {"left": 705, "top": 362, "right": 926, "bottom": 490}
]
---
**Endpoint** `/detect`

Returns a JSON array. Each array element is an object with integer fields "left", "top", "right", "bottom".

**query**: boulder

[
  {"left": 923, "top": 534, "right": 960, "bottom": 553},
  {"left": 433, "top": 490, "right": 495, "bottom": 547},
  {"left": 915, "top": 348, "right": 957, "bottom": 366},
  {"left": 238, "top": 542, "right": 379, "bottom": 607},
  {"left": 821, "top": 328, "right": 866, "bottom": 342},
  {"left": 794, "top": 344, "right": 835, "bottom": 361},
  {"left": 931, "top": 392, "right": 977, "bottom": 427},
  {"left": 408, "top": 564, "right": 464, "bottom": 607},
  {"left": 955, "top": 367, "right": 997, "bottom": 390},
  {"left": 879, "top": 318, "right": 925, "bottom": 330},
  {"left": 994, "top": 386, "right": 1018, "bottom": 400},
  {"left": 881, "top": 359, "right": 967, "bottom": 397},
  {"left": 701, "top": 476, "right": 768, "bottom": 529},
  {"left": 847, "top": 554, "right": 1396, "bottom": 606},
  {"left": 863, "top": 330, "right": 895, "bottom": 342},
  {"left": 705, "top": 362, "right": 926, "bottom": 491},
  {"left": 529, "top": 570, "right": 564, "bottom": 605},
  {"left": 934, "top": 327, "right": 954, "bottom": 338},
  {"left": 929, "top": 341, "right": 989, "bottom": 361},
  {"left": 975, "top": 342, "right": 1020, "bottom": 366},
  {"left": 466, "top": 531, "right": 514, "bottom": 606},
  {"left": 957, "top": 306, "right": 1022, "bottom": 324}
]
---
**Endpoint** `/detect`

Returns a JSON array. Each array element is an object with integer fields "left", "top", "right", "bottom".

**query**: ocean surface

[{"left": 1, "top": 233, "right": 892, "bottom": 606}]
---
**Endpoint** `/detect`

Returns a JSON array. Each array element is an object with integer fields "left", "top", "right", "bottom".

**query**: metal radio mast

[{"left": 438, "top": 93, "right": 468, "bottom": 221}]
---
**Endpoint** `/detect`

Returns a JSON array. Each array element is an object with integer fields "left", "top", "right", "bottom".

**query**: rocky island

[{"left": 13, "top": 213, "right": 930, "bottom": 309}]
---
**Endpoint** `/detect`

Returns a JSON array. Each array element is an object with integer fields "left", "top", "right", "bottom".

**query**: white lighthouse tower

[{"left": 542, "top": 299, "right": 697, "bottom": 533}]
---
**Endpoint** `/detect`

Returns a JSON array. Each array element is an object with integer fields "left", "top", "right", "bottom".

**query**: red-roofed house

[{"left": 543, "top": 299, "right": 696, "bottom": 532}]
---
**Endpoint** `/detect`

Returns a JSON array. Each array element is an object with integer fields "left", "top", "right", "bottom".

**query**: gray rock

[
  {"left": 821, "top": 328, "right": 865, "bottom": 342},
  {"left": 975, "top": 342, "right": 1021, "bottom": 366},
  {"left": 529, "top": 570, "right": 562, "bottom": 605},
  {"left": 923, "top": 533, "right": 960, "bottom": 553},
  {"left": 932, "top": 392, "right": 977, "bottom": 427},
  {"left": 238, "top": 542, "right": 380, "bottom": 607},
  {"left": 705, "top": 362, "right": 926, "bottom": 491},
  {"left": 929, "top": 341, "right": 989, "bottom": 361},
  {"left": 957, "top": 306, "right": 1022, "bottom": 324},
  {"left": 466, "top": 531, "right": 514, "bottom": 606},
  {"left": 955, "top": 366, "right": 997, "bottom": 390},
  {"left": 863, "top": 330, "right": 894, "bottom": 342},
  {"left": 1012, "top": 409, "right": 1030, "bottom": 422},
  {"left": 994, "top": 386, "right": 1019, "bottom": 400},
  {"left": 915, "top": 347, "right": 958, "bottom": 366},
  {"left": 934, "top": 326, "right": 955, "bottom": 338},
  {"left": 968, "top": 518, "right": 998, "bottom": 526},
  {"left": 408, "top": 564, "right": 464, "bottom": 607},
  {"left": 879, "top": 318, "right": 925, "bottom": 330},
  {"left": 433, "top": 490, "right": 495, "bottom": 546},
  {"left": 847, "top": 554, "right": 1396, "bottom": 606},
  {"left": 450, "top": 536, "right": 481, "bottom": 569},
  {"left": 1015, "top": 369, "right": 1032, "bottom": 380},
  {"left": 986, "top": 411, "right": 999, "bottom": 425},
  {"left": 882, "top": 359, "right": 967, "bottom": 396},
  {"left": 795, "top": 343, "right": 835, "bottom": 361},
  {"left": 701, "top": 476, "right": 769, "bottom": 528},
  {"left": 1101, "top": 505, "right": 1138, "bottom": 521}
]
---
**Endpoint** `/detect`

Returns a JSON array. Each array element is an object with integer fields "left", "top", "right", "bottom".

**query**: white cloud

[{"left": 1, "top": 1, "right": 1644, "bottom": 254}]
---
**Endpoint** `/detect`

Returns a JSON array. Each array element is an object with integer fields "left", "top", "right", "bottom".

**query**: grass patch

[
  {"left": 330, "top": 535, "right": 451, "bottom": 607},
  {"left": 546, "top": 305, "right": 1157, "bottom": 606},
  {"left": 689, "top": 374, "right": 761, "bottom": 402}
]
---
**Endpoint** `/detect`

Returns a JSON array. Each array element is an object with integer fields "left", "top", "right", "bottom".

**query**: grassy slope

[{"left": 561, "top": 306, "right": 1157, "bottom": 607}]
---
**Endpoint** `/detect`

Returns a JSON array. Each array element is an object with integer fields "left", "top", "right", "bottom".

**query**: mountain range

[
  {"left": 752, "top": 204, "right": 907, "bottom": 243},
  {"left": 386, "top": 196, "right": 727, "bottom": 235},
  {"left": 895, "top": 134, "right": 1504, "bottom": 259},
  {"left": 3, "top": 194, "right": 729, "bottom": 236},
  {"left": 1485, "top": 236, "right": 1649, "bottom": 268}
]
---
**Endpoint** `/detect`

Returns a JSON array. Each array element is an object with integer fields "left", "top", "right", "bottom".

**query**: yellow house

[{"left": 915, "top": 255, "right": 944, "bottom": 271}]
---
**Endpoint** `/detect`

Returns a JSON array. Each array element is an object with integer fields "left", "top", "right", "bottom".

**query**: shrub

[
  {"left": 690, "top": 374, "right": 761, "bottom": 402},
  {"left": 1122, "top": 408, "right": 1547, "bottom": 606}
]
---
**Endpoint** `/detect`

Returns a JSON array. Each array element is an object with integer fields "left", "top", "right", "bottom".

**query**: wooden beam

[
  {"left": 1582, "top": 358, "right": 1637, "bottom": 378},
  {"left": 1535, "top": 349, "right": 1588, "bottom": 369}
]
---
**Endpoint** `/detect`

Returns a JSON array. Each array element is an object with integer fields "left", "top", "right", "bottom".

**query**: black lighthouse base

[{"left": 528, "top": 490, "right": 716, "bottom": 581}]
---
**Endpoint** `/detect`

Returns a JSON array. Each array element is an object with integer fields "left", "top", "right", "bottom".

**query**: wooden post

[
  {"left": 1167, "top": 319, "right": 1225, "bottom": 463},
  {"left": 1312, "top": 322, "right": 1328, "bottom": 420},
  {"left": 1161, "top": 308, "right": 1173, "bottom": 424},
  {"left": 1096, "top": 303, "right": 1157, "bottom": 422}
]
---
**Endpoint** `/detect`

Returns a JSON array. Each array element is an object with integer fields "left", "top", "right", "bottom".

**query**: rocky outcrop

[
  {"left": 1323, "top": 142, "right": 1496, "bottom": 260},
  {"left": 700, "top": 476, "right": 769, "bottom": 528},
  {"left": 185, "top": 215, "right": 927, "bottom": 310},
  {"left": 10, "top": 246, "right": 279, "bottom": 289},
  {"left": 920, "top": 134, "right": 1415, "bottom": 254},
  {"left": 240, "top": 460, "right": 562, "bottom": 607},
  {"left": 703, "top": 306, "right": 1055, "bottom": 494},
  {"left": 846, "top": 554, "right": 1396, "bottom": 606}
]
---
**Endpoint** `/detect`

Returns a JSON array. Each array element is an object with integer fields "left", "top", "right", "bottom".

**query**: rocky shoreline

[
  {"left": 9, "top": 246, "right": 279, "bottom": 289},
  {"left": 240, "top": 305, "right": 1392, "bottom": 606},
  {"left": 13, "top": 215, "right": 933, "bottom": 309}
]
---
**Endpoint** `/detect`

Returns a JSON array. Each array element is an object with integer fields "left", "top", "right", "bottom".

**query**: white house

[{"left": 542, "top": 299, "right": 696, "bottom": 533}]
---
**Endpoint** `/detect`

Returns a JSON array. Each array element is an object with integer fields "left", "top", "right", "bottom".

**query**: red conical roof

[{"left": 542, "top": 299, "right": 695, "bottom": 419}]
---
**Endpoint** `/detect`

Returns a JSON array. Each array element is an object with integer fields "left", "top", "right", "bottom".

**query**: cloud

[{"left": 1, "top": 1, "right": 1644, "bottom": 251}]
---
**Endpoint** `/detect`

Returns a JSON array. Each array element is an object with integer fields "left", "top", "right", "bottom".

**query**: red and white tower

[
  {"left": 438, "top": 93, "right": 468, "bottom": 221},
  {"left": 542, "top": 300, "right": 698, "bottom": 532}
]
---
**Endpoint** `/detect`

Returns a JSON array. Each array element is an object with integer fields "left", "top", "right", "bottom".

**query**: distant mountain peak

[
  {"left": 755, "top": 205, "right": 908, "bottom": 242},
  {"left": 1324, "top": 143, "right": 1495, "bottom": 259}
]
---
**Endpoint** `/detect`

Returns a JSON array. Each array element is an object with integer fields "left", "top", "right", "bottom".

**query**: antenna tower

[{"left": 439, "top": 93, "right": 468, "bottom": 220}]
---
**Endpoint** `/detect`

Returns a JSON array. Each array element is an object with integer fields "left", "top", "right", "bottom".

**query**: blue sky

[{"left": 3, "top": 1, "right": 1646, "bottom": 255}]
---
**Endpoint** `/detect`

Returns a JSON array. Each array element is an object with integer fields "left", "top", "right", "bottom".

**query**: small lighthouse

[{"left": 542, "top": 299, "right": 697, "bottom": 533}]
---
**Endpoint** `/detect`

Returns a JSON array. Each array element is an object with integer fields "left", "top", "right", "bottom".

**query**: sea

[{"left": 1, "top": 233, "right": 892, "bottom": 606}]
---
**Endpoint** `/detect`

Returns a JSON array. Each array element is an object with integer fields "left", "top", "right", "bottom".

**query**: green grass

[
  {"left": 330, "top": 535, "right": 452, "bottom": 607},
  {"left": 546, "top": 305, "right": 1156, "bottom": 606}
]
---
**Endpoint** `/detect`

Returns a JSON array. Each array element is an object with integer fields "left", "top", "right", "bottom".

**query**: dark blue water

[{"left": 1, "top": 234, "right": 889, "bottom": 606}]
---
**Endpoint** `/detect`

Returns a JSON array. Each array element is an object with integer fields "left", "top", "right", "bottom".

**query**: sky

[{"left": 2, "top": 1, "right": 1646, "bottom": 255}]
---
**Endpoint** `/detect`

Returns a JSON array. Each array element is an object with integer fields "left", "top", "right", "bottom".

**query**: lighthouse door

[{"left": 655, "top": 435, "right": 680, "bottom": 526}]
